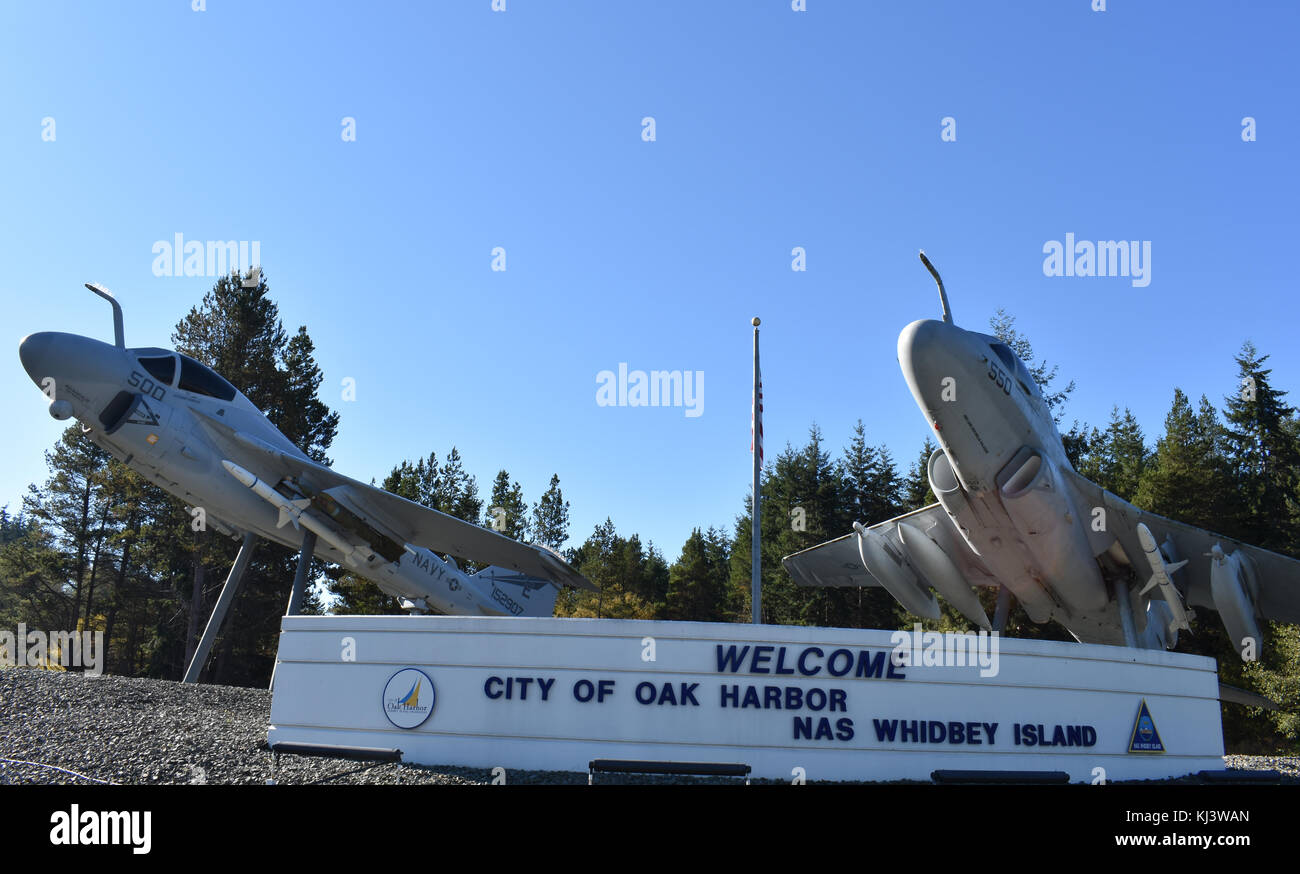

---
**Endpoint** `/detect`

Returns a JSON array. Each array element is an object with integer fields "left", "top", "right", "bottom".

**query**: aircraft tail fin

[{"left": 472, "top": 565, "right": 560, "bottom": 617}]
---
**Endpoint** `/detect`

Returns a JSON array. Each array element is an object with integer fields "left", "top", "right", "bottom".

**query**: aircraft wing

[
  {"left": 782, "top": 503, "right": 1000, "bottom": 589},
  {"left": 193, "top": 414, "right": 594, "bottom": 591},
  {"left": 1061, "top": 469, "right": 1300, "bottom": 624}
]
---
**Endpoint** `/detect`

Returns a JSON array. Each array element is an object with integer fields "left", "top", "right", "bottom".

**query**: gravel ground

[{"left": 2, "top": 668, "right": 1296, "bottom": 785}]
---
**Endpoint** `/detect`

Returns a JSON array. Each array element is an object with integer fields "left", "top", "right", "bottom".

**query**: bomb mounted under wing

[{"left": 783, "top": 254, "right": 1300, "bottom": 672}]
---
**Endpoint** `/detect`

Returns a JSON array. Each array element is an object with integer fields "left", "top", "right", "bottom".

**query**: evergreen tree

[
  {"left": 666, "top": 528, "right": 731, "bottom": 621},
  {"left": 20, "top": 425, "right": 114, "bottom": 633},
  {"left": 485, "top": 470, "right": 530, "bottom": 541},
  {"left": 556, "top": 518, "right": 658, "bottom": 619},
  {"left": 903, "top": 437, "right": 938, "bottom": 511},
  {"left": 730, "top": 425, "right": 848, "bottom": 626},
  {"left": 1061, "top": 420, "right": 1091, "bottom": 470},
  {"left": 279, "top": 327, "right": 341, "bottom": 465},
  {"left": 0, "top": 514, "right": 70, "bottom": 633},
  {"left": 843, "top": 420, "right": 905, "bottom": 524},
  {"left": 435, "top": 448, "right": 481, "bottom": 523},
  {"left": 1075, "top": 407, "right": 1148, "bottom": 501},
  {"left": 1222, "top": 342, "right": 1300, "bottom": 552},
  {"left": 1134, "top": 390, "right": 1240, "bottom": 534},
  {"left": 532, "top": 474, "right": 570, "bottom": 550}
]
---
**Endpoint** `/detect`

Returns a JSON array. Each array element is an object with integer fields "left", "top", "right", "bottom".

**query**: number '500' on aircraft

[{"left": 17, "top": 283, "right": 594, "bottom": 618}]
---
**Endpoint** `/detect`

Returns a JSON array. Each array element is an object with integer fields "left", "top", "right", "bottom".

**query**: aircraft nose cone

[
  {"left": 18, "top": 331, "right": 126, "bottom": 399},
  {"left": 898, "top": 318, "right": 965, "bottom": 411},
  {"left": 18, "top": 332, "right": 56, "bottom": 386},
  {"left": 897, "top": 319, "right": 950, "bottom": 370}
]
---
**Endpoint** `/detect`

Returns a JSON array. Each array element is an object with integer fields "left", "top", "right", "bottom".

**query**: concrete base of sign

[{"left": 267, "top": 616, "right": 1225, "bottom": 783}]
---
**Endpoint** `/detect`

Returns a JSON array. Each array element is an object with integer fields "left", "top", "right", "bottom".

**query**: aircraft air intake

[{"left": 996, "top": 447, "right": 1108, "bottom": 614}]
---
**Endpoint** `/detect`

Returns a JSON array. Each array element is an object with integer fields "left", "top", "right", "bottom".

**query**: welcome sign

[{"left": 267, "top": 616, "right": 1224, "bottom": 782}]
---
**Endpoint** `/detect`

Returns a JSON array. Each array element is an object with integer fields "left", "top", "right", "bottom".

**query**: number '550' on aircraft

[
  {"left": 783, "top": 254, "right": 1300, "bottom": 694},
  {"left": 18, "top": 283, "right": 594, "bottom": 619}
]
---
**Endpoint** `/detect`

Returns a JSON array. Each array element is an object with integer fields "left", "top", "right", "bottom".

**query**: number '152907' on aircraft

[
  {"left": 18, "top": 283, "right": 594, "bottom": 623},
  {"left": 782, "top": 254, "right": 1300, "bottom": 704}
]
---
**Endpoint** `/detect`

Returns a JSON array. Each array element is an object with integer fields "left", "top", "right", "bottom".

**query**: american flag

[{"left": 751, "top": 369, "right": 763, "bottom": 464}]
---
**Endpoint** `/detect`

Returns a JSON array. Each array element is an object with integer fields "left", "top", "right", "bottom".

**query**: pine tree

[
  {"left": 843, "top": 420, "right": 905, "bottom": 524},
  {"left": 20, "top": 425, "right": 115, "bottom": 633},
  {"left": 435, "top": 448, "right": 481, "bottom": 523},
  {"left": 1134, "top": 390, "right": 1240, "bottom": 534},
  {"left": 731, "top": 425, "right": 848, "bottom": 626},
  {"left": 485, "top": 470, "right": 530, "bottom": 541},
  {"left": 666, "top": 528, "right": 731, "bottom": 621},
  {"left": 1061, "top": 420, "right": 1091, "bottom": 470},
  {"left": 1075, "top": 407, "right": 1148, "bottom": 501},
  {"left": 1222, "top": 342, "right": 1300, "bottom": 552},
  {"left": 903, "top": 437, "right": 938, "bottom": 511},
  {"left": 532, "top": 474, "right": 570, "bottom": 549},
  {"left": 556, "top": 518, "right": 658, "bottom": 619},
  {"left": 0, "top": 511, "right": 70, "bottom": 633},
  {"left": 279, "top": 327, "right": 340, "bottom": 465}
]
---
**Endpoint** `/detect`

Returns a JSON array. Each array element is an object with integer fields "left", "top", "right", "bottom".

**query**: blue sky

[{"left": 2, "top": 1, "right": 1297, "bottom": 562}]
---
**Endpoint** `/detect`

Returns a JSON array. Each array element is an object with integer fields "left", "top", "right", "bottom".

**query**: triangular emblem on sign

[{"left": 1128, "top": 699, "right": 1165, "bottom": 754}]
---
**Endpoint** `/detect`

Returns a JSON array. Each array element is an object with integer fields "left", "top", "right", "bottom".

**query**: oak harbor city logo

[{"left": 383, "top": 668, "right": 436, "bottom": 729}]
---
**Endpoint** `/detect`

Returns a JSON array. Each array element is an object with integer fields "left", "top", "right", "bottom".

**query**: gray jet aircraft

[
  {"left": 784, "top": 253, "right": 1300, "bottom": 670},
  {"left": 18, "top": 283, "right": 593, "bottom": 629}
]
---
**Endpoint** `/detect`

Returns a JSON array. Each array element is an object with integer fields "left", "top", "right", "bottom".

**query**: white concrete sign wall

[{"left": 267, "top": 616, "right": 1225, "bottom": 782}]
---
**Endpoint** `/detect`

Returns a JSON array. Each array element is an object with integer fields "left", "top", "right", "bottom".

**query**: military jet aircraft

[
  {"left": 783, "top": 253, "right": 1300, "bottom": 668},
  {"left": 18, "top": 283, "right": 593, "bottom": 632}
]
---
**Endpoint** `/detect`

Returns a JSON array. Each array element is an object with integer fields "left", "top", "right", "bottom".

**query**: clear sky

[{"left": 2, "top": 1, "right": 1296, "bottom": 562}]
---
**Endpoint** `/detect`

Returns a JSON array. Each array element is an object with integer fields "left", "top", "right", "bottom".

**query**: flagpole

[{"left": 751, "top": 316, "right": 762, "bottom": 625}]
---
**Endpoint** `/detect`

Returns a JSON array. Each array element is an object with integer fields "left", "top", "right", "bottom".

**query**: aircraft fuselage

[
  {"left": 897, "top": 319, "right": 1122, "bottom": 642},
  {"left": 18, "top": 329, "right": 517, "bottom": 616}
]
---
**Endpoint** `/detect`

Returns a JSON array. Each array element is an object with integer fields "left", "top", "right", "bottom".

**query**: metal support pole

[
  {"left": 992, "top": 585, "right": 1013, "bottom": 632},
  {"left": 750, "top": 318, "right": 762, "bottom": 624},
  {"left": 270, "top": 530, "right": 317, "bottom": 691},
  {"left": 286, "top": 530, "right": 316, "bottom": 617},
  {"left": 1114, "top": 579, "right": 1137, "bottom": 648},
  {"left": 183, "top": 532, "right": 257, "bottom": 684}
]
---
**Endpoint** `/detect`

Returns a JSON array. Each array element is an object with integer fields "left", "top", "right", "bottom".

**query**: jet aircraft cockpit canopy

[
  {"left": 176, "top": 354, "right": 238, "bottom": 401},
  {"left": 136, "top": 352, "right": 176, "bottom": 385},
  {"left": 130, "top": 348, "right": 239, "bottom": 402}
]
